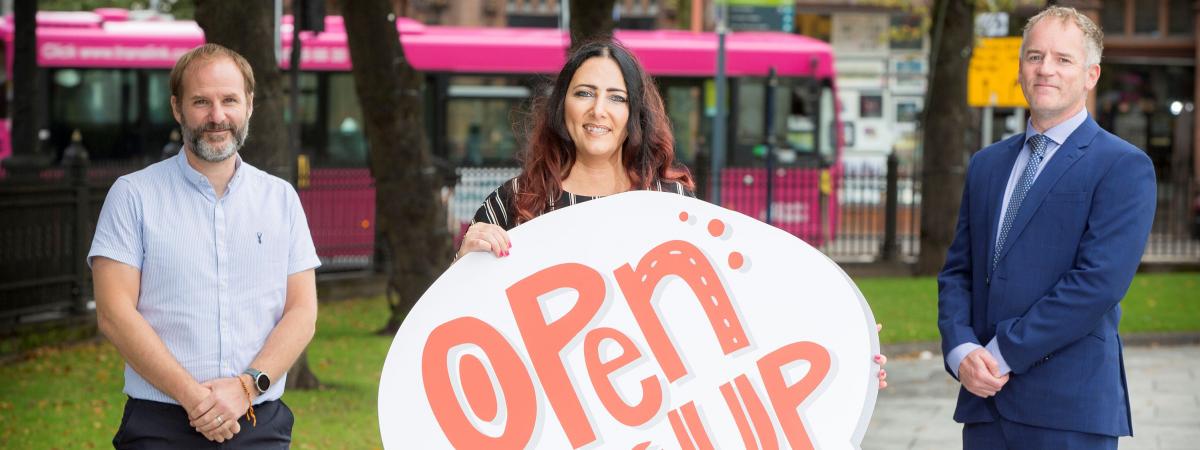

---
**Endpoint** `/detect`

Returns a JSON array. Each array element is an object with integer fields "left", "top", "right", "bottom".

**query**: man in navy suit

[{"left": 937, "top": 6, "right": 1156, "bottom": 449}]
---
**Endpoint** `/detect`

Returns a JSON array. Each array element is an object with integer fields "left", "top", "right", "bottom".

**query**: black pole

[
  {"left": 764, "top": 67, "right": 777, "bottom": 225},
  {"left": 65, "top": 133, "right": 90, "bottom": 314},
  {"left": 882, "top": 151, "right": 899, "bottom": 261}
]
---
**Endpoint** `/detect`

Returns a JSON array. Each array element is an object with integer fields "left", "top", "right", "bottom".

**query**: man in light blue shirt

[{"left": 90, "top": 44, "right": 320, "bottom": 448}]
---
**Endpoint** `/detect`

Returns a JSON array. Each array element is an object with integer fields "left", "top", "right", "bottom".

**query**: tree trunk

[
  {"left": 10, "top": 0, "right": 35, "bottom": 158},
  {"left": 915, "top": 0, "right": 975, "bottom": 276},
  {"left": 194, "top": 0, "right": 291, "bottom": 181},
  {"left": 569, "top": 0, "right": 617, "bottom": 53},
  {"left": 195, "top": 1, "right": 319, "bottom": 390},
  {"left": 284, "top": 349, "right": 320, "bottom": 390},
  {"left": 1, "top": 0, "right": 51, "bottom": 178},
  {"left": 341, "top": 0, "right": 453, "bottom": 335}
]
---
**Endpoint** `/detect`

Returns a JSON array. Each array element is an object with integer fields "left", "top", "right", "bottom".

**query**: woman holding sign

[
  {"left": 459, "top": 40, "right": 693, "bottom": 254},
  {"left": 457, "top": 40, "right": 888, "bottom": 388}
]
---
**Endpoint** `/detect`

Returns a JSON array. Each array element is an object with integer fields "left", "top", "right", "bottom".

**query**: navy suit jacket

[{"left": 936, "top": 116, "right": 1155, "bottom": 437}]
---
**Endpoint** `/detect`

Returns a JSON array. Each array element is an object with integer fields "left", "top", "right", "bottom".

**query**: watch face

[{"left": 255, "top": 373, "right": 270, "bottom": 392}]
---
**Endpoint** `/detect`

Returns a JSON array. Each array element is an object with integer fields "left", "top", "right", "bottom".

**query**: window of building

[
  {"left": 1096, "top": 64, "right": 1195, "bottom": 181},
  {"left": 889, "top": 14, "right": 923, "bottom": 50},
  {"left": 1135, "top": 2, "right": 1160, "bottom": 35},
  {"left": 1101, "top": 0, "right": 1125, "bottom": 34},
  {"left": 859, "top": 94, "right": 883, "bottom": 119},
  {"left": 795, "top": 13, "right": 831, "bottom": 42},
  {"left": 1169, "top": 0, "right": 1193, "bottom": 35},
  {"left": 1103, "top": 0, "right": 1193, "bottom": 36},
  {"left": 896, "top": 99, "right": 921, "bottom": 123}
]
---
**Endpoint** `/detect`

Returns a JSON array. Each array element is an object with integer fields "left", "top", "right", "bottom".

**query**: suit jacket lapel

[
  {"left": 993, "top": 117, "right": 1099, "bottom": 269},
  {"left": 986, "top": 136, "right": 1024, "bottom": 276}
]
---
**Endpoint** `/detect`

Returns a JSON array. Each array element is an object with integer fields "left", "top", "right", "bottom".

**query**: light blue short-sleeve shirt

[{"left": 88, "top": 151, "right": 320, "bottom": 405}]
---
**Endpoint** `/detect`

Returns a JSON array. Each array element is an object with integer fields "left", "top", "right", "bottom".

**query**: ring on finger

[{"left": 216, "top": 415, "right": 224, "bottom": 426}]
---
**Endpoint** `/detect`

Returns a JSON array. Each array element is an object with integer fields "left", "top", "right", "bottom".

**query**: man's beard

[{"left": 182, "top": 120, "right": 249, "bottom": 163}]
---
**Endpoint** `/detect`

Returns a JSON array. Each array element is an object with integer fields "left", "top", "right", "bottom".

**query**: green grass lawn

[
  {"left": 0, "top": 297, "right": 397, "bottom": 450},
  {"left": 861, "top": 272, "right": 1200, "bottom": 344},
  {"left": 0, "top": 272, "right": 1195, "bottom": 448}
]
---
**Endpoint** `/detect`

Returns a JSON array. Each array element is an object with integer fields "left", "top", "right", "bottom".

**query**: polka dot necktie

[{"left": 993, "top": 134, "right": 1050, "bottom": 271}]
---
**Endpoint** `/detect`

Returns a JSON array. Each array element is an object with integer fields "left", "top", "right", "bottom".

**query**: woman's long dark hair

[{"left": 514, "top": 40, "right": 694, "bottom": 224}]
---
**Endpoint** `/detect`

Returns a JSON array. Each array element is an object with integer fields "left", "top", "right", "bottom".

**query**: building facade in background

[
  {"left": 1062, "top": 0, "right": 1198, "bottom": 192},
  {"left": 795, "top": 3, "right": 930, "bottom": 172}
]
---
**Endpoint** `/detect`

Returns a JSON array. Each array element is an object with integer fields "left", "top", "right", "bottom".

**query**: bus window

[
  {"left": 143, "top": 70, "right": 178, "bottom": 157},
  {"left": 324, "top": 73, "right": 367, "bottom": 166},
  {"left": 51, "top": 69, "right": 141, "bottom": 160},
  {"left": 290, "top": 73, "right": 319, "bottom": 125},
  {"left": 53, "top": 69, "right": 117, "bottom": 126},
  {"left": 146, "top": 71, "right": 172, "bottom": 126},
  {"left": 817, "top": 85, "right": 836, "bottom": 165},
  {"left": 734, "top": 77, "right": 818, "bottom": 167},
  {"left": 282, "top": 73, "right": 322, "bottom": 160},
  {"left": 734, "top": 77, "right": 766, "bottom": 161},
  {"left": 786, "top": 83, "right": 817, "bottom": 158},
  {"left": 0, "top": 42, "right": 6, "bottom": 160},
  {"left": 0, "top": 41, "right": 6, "bottom": 121},
  {"left": 663, "top": 82, "right": 702, "bottom": 166},
  {"left": 444, "top": 76, "right": 527, "bottom": 166}
]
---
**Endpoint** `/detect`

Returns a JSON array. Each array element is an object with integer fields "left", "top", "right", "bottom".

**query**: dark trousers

[
  {"left": 964, "top": 418, "right": 1118, "bottom": 450},
  {"left": 113, "top": 397, "right": 293, "bottom": 450}
]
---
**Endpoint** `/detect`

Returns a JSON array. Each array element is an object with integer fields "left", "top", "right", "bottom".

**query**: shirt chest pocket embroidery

[
  {"left": 234, "top": 229, "right": 290, "bottom": 316},
  {"left": 244, "top": 230, "right": 289, "bottom": 276}
]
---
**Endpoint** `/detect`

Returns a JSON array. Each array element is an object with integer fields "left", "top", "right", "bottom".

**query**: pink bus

[{"left": 0, "top": 9, "right": 842, "bottom": 270}]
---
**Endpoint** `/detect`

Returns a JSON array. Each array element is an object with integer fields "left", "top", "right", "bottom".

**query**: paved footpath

[{"left": 861, "top": 344, "right": 1200, "bottom": 450}]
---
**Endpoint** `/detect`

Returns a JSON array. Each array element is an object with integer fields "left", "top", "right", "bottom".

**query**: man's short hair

[
  {"left": 1022, "top": 6, "right": 1105, "bottom": 67},
  {"left": 169, "top": 44, "right": 256, "bottom": 105}
]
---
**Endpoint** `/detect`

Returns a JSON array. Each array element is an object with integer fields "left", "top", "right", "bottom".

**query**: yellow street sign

[{"left": 968, "top": 37, "right": 1028, "bottom": 108}]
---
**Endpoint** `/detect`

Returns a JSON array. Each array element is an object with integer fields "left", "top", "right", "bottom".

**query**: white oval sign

[{"left": 379, "top": 191, "right": 879, "bottom": 449}]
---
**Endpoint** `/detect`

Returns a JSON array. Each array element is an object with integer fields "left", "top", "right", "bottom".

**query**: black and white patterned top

[{"left": 472, "top": 177, "right": 695, "bottom": 230}]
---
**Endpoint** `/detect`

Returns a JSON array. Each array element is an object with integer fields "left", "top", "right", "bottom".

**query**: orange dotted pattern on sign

[
  {"left": 728, "top": 252, "right": 745, "bottom": 270},
  {"left": 708, "top": 219, "right": 726, "bottom": 238}
]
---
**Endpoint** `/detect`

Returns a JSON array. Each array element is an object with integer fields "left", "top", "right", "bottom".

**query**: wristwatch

[{"left": 243, "top": 368, "right": 271, "bottom": 394}]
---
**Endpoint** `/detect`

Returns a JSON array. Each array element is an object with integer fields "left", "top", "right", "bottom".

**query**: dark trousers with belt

[{"left": 113, "top": 397, "right": 293, "bottom": 449}]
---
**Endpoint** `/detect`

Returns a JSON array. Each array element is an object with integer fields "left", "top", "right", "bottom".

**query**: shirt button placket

[{"left": 215, "top": 199, "right": 230, "bottom": 376}]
